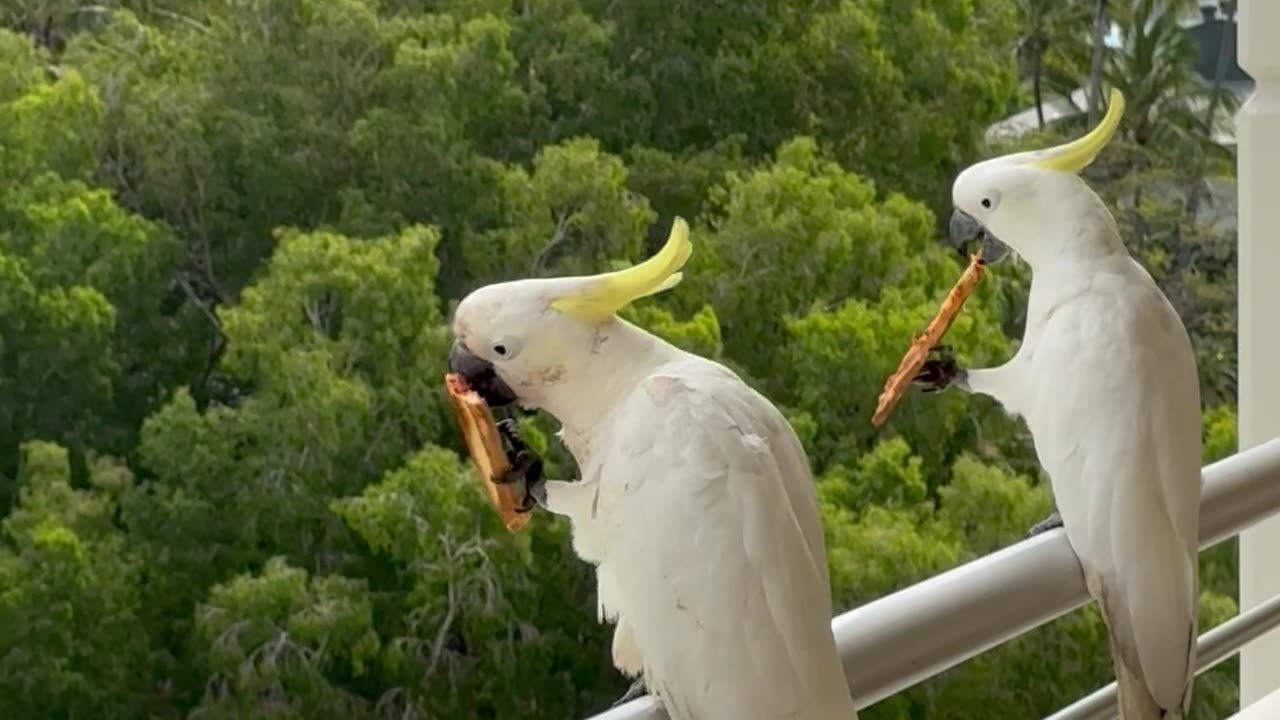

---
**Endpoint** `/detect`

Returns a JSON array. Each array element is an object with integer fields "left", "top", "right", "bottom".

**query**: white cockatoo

[
  {"left": 913, "top": 89, "right": 1202, "bottom": 719},
  {"left": 448, "top": 218, "right": 859, "bottom": 720}
]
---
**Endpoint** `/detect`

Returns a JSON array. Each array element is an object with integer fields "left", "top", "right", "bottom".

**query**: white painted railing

[
  {"left": 585, "top": 438, "right": 1280, "bottom": 720},
  {"left": 1047, "top": 593, "right": 1280, "bottom": 720}
]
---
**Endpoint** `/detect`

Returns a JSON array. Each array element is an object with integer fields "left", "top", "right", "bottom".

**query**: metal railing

[
  {"left": 586, "top": 438, "right": 1280, "bottom": 720},
  {"left": 1047, "top": 593, "right": 1280, "bottom": 720}
]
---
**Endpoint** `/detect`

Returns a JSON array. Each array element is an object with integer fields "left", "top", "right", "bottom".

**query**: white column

[
  {"left": 1226, "top": 685, "right": 1280, "bottom": 720},
  {"left": 1238, "top": 0, "right": 1280, "bottom": 707}
]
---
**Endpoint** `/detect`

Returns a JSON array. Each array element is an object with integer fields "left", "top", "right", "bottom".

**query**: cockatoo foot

[
  {"left": 914, "top": 345, "right": 968, "bottom": 393},
  {"left": 1027, "top": 510, "right": 1064, "bottom": 538},
  {"left": 612, "top": 677, "right": 648, "bottom": 707},
  {"left": 495, "top": 418, "right": 547, "bottom": 513}
]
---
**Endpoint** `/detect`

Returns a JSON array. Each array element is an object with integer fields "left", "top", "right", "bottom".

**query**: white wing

[
  {"left": 590, "top": 358, "right": 856, "bottom": 720},
  {"left": 1027, "top": 259, "right": 1201, "bottom": 712}
]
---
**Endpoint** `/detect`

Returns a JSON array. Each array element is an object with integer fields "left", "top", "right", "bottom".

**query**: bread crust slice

[
  {"left": 872, "top": 252, "right": 986, "bottom": 428},
  {"left": 445, "top": 373, "right": 532, "bottom": 532}
]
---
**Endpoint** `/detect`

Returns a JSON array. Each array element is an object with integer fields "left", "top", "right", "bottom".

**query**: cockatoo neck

[
  {"left": 537, "top": 318, "right": 687, "bottom": 447},
  {"left": 1007, "top": 181, "right": 1126, "bottom": 270}
]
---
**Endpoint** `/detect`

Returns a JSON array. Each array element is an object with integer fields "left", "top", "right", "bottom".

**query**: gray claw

[
  {"left": 493, "top": 418, "right": 547, "bottom": 513},
  {"left": 612, "top": 677, "right": 647, "bottom": 707},
  {"left": 914, "top": 346, "right": 964, "bottom": 394},
  {"left": 1028, "top": 511, "right": 1064, "bottom": 538},
  {"left": 496, "top": 418, "right": 527, "bottom": 457},
  {"left": 493, "top": 448, "right": 545, "bottom": 514},
  {"left": 528, "top": 478, "right": 547, "bottom": 508}
]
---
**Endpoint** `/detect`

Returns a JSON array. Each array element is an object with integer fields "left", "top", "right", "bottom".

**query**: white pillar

[
  {"left": 1237, "top": 0, "right": 1280, "bottom": 707},
  {"left": 1226, "top": 685, "right": 1280, "bottom": 720}
]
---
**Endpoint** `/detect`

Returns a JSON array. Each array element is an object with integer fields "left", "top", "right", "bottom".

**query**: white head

[
  {"left": 948, "top": 88, "right": 1127, "bottom": 268},
  {"left": 449, "top": 218, "right": 692, "bottom": 424}
]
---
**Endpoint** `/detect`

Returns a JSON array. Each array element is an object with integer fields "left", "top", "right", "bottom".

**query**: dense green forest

[{"left": 0, "top": 0, "right": 1243, "bottom": 718}]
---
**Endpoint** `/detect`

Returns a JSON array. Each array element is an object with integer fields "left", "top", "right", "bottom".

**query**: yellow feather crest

[
  {"left": 1028, "top": 88, "right": 1126, "bottom": 173},
  {"left": 550, "top": 217, "right": 693, "bottom": 322}
]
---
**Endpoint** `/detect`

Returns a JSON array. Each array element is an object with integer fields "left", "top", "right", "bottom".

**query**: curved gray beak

[
  {"left": 448, "top": 342, "right": 519, "bottom": 407},
  {"left": 948, "top": 209, "right": 1010, "bottom": 264}
]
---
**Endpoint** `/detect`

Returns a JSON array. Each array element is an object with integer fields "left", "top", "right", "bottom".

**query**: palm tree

[
  {"left": 1085, "top": 0, "right": 1109, "bottom": 124},
  {"left": 1105, "top": 0, "right": 1226, "bottom": 148},
  {"left": 1091, "top": 0, "right": 1239, "bottom": 406},
  {"left": 1185, "top": 0, "right": 1240, "bottom": 218},
  {"left": 1200, "top": 1, "right": 1239, "bottom": 142},
  {"left": 1086, "top": 1, "right": 1220, "bottom": 125},
  {"left": 1016, "top": 0, "right": 1091, "bottom": 129}
]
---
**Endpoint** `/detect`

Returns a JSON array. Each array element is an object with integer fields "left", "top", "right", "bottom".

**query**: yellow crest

[
  {"left": 550, "top": 217, "right": 693, "bottom": 323},
  {"left": 1028, "top": 88, "right": 1126, "bottom": 173}
]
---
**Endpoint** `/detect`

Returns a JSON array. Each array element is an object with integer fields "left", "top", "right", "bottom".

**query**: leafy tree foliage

[{"left": 0, "top": 1, "right": 1241, "bottom": 718}]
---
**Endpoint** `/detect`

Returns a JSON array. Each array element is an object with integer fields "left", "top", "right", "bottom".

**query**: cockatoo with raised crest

[
  {"left": 914, "top": 90, "right": 1202, "bottom": 719},
  {"left": 448, "top": 218, "right": 859, "bottom": 720}
]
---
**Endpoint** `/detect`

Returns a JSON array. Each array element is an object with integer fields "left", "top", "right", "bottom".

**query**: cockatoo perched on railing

[
  {"left": 448, "top": 219, "right": 860, "bottom": 720},
  {"left": 915, "top": 90, "right": 1202, "bottom": 719}
]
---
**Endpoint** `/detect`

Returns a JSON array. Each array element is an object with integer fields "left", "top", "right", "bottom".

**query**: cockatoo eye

[
  {"left": 491, "top": 336, "right": 521, "bottom": 360},
  {"left": 979, "top": 191, "right": 1001, "bottom": 212}
]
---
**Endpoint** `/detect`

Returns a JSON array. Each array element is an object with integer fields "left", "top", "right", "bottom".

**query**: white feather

[
  {"left": 545, "top": 358, "right": 857, "bottom": 720},
  {"left": 1022, "top": 254, "right": 1201, "bottom": 716}
]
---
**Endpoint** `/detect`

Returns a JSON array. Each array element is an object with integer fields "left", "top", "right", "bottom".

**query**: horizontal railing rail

[
  {"left": 1046, "top": 592, "right": 1280, "bottom": 720},
  {"left": 586, "top": 437, "right": 1280, "bottom": 720}
]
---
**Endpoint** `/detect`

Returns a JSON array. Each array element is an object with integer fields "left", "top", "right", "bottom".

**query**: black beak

[
  {"left": 948, "top": 209, "right": 1010, "bottom": 264},
  {"left": 448, "top": 342, "right": 519, "bottom": 407}
]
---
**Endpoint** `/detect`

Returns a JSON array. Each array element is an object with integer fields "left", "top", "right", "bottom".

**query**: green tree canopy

[{"left": 0, "top": 1, "right": 1243, "bottom": 718}]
